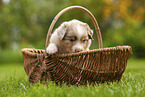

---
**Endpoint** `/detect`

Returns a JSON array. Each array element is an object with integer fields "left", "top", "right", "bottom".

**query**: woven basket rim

[
  {"left": 21, "top": 46, "right": 132, "bottom": 58},
  {"left": 21, "top": 48, "right": 45, "bottom": 57},
  {"left": 57, "top": 46, "right": 132, "bottom": 58}
]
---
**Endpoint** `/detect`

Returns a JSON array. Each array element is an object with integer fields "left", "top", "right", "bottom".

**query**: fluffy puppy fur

[{"left": 46, "top": 19, "right": 93, "bottom": 54}]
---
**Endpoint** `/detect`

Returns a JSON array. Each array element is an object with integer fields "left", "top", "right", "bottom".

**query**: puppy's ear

[
  {"left": 57, "top": 22, "right": 68, "bottom": 40},
  {"left": 85, "top": 24, "right": 94, "bottom": 40}
]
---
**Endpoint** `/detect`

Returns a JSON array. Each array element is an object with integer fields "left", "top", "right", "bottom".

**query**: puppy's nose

[{"left": 75, "top": 49, "right": 83, "bottom": 52}]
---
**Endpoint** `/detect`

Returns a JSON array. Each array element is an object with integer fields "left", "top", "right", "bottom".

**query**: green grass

[{"left": 0, "top": 59, "right": 145, "bottom": 97}]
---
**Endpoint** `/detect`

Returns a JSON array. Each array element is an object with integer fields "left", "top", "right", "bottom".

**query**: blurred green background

[{"left": 0, "top": 0, "right": 145, "bottom": 64}]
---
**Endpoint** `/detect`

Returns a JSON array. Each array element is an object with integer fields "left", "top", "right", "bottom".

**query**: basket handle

[{"left": 45, "top": 6, "right": 103, "bottom": 49}]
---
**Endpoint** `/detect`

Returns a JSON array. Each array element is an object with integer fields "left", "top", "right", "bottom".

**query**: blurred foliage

[
  {"left": 104, "top": 20, "right": 145, "bottom": 58},
  {"left": 0, "top": 0, "right": 145, "bottom": 60},
  {"left": 0, "top": 49, "right": 22, "bottom": 63},
  {"left": 103, "top": 0, "right": 145, "bottom": 57}
]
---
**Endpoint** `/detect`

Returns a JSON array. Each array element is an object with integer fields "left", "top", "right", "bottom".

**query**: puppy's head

[{"left": 56, "top": 19, "right": 93, "bottom": 53}]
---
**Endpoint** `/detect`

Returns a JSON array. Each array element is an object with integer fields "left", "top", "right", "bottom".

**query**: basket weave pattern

[{"left": 21, "top": 6, "right": 132, "bottom": 85}]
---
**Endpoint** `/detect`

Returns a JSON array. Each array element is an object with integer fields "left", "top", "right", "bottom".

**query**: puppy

[{"left": 46, "top": 19, "right": 93, "bottom": 54}]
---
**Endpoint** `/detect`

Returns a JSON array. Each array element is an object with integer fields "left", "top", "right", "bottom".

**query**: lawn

[{"left": 0, "top": 58, "right": 145, "bottom": 97}]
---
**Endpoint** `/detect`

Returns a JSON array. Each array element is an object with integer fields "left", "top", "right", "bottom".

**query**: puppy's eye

[
  {"left": 82, "top": 39, "right": 88, "bottom": 43},
  {"left": 69, "top": 37, "right": 76, "bottom": 42},
  {"left": 70, "top": 38, "right": 75, "bottom": 42}
]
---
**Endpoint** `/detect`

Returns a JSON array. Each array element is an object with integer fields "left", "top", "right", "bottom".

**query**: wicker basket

[{"left": 21, "top": 6, "right": 132, "bottom": 85}]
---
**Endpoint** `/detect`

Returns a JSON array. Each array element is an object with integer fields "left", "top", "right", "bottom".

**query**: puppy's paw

[{"left": 46, "top": 43, "right": 58, "bottom": 54}]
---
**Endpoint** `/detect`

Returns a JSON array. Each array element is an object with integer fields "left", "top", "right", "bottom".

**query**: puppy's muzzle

[
  {"left": 73, "top": 43, "right": 84, "bottom": 53},
  {"left": 75, "top": 48, "right": 83, "bottom": 52}
]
